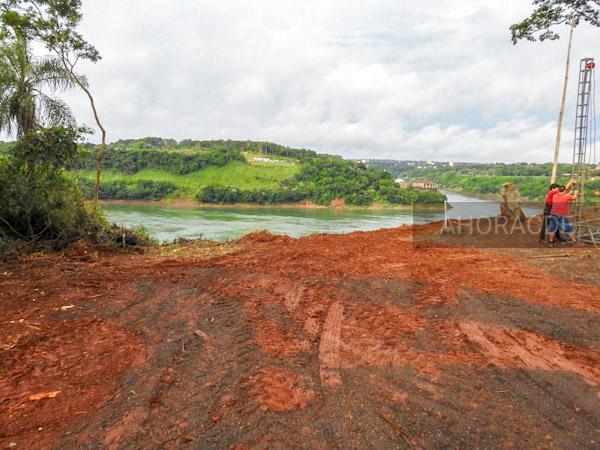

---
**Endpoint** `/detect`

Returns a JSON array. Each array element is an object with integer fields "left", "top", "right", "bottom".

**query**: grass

[{"left": 76, "top": 160, "right": 300, "bottom": 199}]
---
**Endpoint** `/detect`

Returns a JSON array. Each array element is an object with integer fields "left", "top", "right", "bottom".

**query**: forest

[{"left": 73, "top": 145, "right": 246, "bottom": 175}]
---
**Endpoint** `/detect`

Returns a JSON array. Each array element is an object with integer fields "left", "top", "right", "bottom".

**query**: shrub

[
  {"left": 78, "top": 179, "right": 177, "bottom": 200},
  {"left": 197, "top": 185, "right": 311, "bottom": 204},
  {"left": 0, "top": 158, "right": 90, "bottom": 249},
  {"left": 378, "top": 182, "right": 446, "bottom": 205},
  {"left": 0, "top": 127, "right": 158, "bottom": 252},
  {"left": 90, "top": 215, "right": 158, "bottom": 247},
  {"left": 0, "top": 127, "right": 95, "bottom": 251}
]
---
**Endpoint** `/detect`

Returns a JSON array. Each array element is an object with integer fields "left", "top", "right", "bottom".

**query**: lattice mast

[{"left": 572, "top": 58, "right": 595, "bottom": 230}]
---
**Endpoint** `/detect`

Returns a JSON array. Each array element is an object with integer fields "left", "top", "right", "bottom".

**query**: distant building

[
  {"left": 253, "top": 157, "right": 284, "bottom": 163},
  {"left": 395, "top": 177, "right": 410, "bottom": 188},
  {"left": 396, "top": 178, "right": 439, "bottom": 190},
  {"left": 411, "top": 179, "right": 439, "bottom": 190},
  {"left": 448, "top": 161, "right": 455, "bottom": 167}
]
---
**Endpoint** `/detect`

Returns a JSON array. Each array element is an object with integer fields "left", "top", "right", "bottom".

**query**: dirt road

[{"left": 1, "top": 223, "right": 599, "bottom": 449}]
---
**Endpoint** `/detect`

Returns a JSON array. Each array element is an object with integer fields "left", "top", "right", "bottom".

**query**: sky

[{"left": 19, "top": 1, "right": 600, "bottom": 162}]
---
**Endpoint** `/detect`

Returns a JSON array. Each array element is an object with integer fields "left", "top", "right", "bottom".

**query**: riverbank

[
  {"left": 1, "top": 221, "right": 598, "bottom": 449},
  {"left": 95, "top": 198, "right": 446, "bottom": 211},
  {"left": 98, "top": 202, "right": 444, "bottom": 242},
  {"left": 95, "top": 191, "right": 516, "bottom": 243},
  {"left": 441, "top": 188, "right": 502, "bottom": 201}
]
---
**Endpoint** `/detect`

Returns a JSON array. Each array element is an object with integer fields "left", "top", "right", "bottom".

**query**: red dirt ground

[{"left": 1, "top": 221, "right": 599, "bottom": 449}]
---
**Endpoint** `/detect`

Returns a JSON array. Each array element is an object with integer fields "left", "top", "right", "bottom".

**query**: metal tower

[{"left": 571, "top": 57, "right": 595, "bottom": 230}]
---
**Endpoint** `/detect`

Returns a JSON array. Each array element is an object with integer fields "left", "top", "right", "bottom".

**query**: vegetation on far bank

[
  {"left": 369, "top": 160, "right": 600, "bottom": 202},
  {"left": 72, "top": 137, "right": 447, "bottom": 206}
]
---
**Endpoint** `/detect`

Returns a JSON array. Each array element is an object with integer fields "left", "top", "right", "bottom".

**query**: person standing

[{"left": 548, "top": 185, "right": 579, "bottom": 246}]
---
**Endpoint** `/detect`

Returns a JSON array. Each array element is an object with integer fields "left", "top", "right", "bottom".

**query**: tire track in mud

[
  {"left": 202, "top": 274, "right": 326, "bottom": 448},
  {"left": 58, "top": 275, "right": 226, "bottom": 449},
  {"left": 459, "top": 320, "right": 600, "bottom": 387},
  {"left": 102, "top": 281, "right": 263, "bottom": 448},
  {"left": 319, "top": 301, "right": 344, "bottom": 388},
  {"left": 11, "top": 281, "right": 189, "bottom": 449},
  {"left": 284, "top": 285, "right": 305, "bottom": 312}
]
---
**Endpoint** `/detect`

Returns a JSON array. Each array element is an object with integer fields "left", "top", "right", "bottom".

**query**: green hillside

[
  {"left": 74, "top": 138, "right": 446, "bottom": 206},
  {"left": 76, "top": 160, "right": 299, "bottom": 199}
]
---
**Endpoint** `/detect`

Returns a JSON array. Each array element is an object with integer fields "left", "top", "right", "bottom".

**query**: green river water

[{"left": 101, "top": 192, "right": 539, "bottom": 242}]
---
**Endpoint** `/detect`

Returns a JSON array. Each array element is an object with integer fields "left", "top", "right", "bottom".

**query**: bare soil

[{"left": 1, "top": 221, "right": 599, "bottom": 449}]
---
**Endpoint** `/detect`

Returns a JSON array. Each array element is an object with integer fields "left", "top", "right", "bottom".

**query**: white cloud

[{"left": 9, "top": 0, "right": 600, "bottom": 162}]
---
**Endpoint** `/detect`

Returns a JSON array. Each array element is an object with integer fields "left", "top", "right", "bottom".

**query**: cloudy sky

[{"left": 54, "top": 1, "right": 599, "bottom": 162}]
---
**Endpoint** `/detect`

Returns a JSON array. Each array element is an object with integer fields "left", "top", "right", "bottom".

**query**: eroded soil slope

[{"left": 1, "top": 225, "right": 599, "bottom": 449}]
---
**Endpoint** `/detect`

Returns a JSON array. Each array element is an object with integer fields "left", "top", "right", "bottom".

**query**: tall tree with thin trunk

[
  {"left": 1, "top": 0, "right": 106, "bottom": 209},
  {"left": 510, "top": 1, "right": 598, "bottom": 183}
]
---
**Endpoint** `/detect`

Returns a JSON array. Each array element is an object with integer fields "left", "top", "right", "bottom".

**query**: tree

[
  {"left": 0, "top": 126, "right": 89, "bottom": 246},
  {"left": 12, "top": 125, "right": 81, "bottom": 181},
  {"left": 1, "top": 0, "right": 106, "bottom": 209},
  {"left": 510, "top": 0, "right": 599, "bottom": 43},
  {"left": 0, "top": 34, "right": 75, "bottom": 137}
]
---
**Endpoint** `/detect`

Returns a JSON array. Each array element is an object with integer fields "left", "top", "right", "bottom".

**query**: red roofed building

[{"left": 411, "top": 179, "right": 439, "bottom": 190}]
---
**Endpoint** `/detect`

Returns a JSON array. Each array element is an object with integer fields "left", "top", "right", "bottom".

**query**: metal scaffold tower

[{"left": 571, "top": 57, "right": 599, "bottom": 245}]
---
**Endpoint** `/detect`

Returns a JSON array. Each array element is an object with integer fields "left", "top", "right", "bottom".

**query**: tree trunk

[
  {"left": 551, "top": 18, "right": 575, "bottom": 184},
  {"left": 79, "top": 85, "right": 106, "bottom": 211},
  {"left": 60, "top": 60, "right": 106, "bottom": 211}
]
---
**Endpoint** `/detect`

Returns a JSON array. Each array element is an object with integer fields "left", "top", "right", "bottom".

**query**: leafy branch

[{"left": 510, "top": 0, "right": 599, "bottom": 43}]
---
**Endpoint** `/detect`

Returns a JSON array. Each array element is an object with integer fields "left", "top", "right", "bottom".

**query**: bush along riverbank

[{"left": 0, "top": 128, "right": 156, "bottom": 255}]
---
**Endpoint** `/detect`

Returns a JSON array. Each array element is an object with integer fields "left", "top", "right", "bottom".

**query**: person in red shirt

[
  {"left": 547, "top": 185, "right": 579, "bottom": 245},
  {"left": 540, "top": 178, "right": 574, "bottom": 242}
]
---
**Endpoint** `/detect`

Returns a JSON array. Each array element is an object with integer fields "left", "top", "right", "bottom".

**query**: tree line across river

[
  {"left": 368, "top": 160, "right": 600, "bottom": 201},
  {"left": 72, "top": 138, "right": 447, "bottom": 206}
]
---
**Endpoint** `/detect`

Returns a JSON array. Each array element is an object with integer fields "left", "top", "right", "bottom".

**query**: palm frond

[
  {"left": 0, "top": 34, "right": 77, "bottom": 136},
  {"left": 31, "top": 56, "right": 77, "bottom": 92},
  {"left": 0, "top": 94, "right": 15, "bottom": 136},
  {"left": 34, "top": 90, "right": 76, "bottom": 128}
]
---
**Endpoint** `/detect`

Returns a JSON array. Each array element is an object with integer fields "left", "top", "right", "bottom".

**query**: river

[{"left": 101, "top": 191, "right": 542, "bottom": 242}]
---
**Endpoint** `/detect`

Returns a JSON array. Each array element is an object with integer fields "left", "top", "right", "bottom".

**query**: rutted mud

[
  {"left": 319, "top": 302, "right": 344, "bottom": 387},
  {"left": 459, "top": 320, "right": 600, "bottom": 386},
  {"left": 246, "top": 367, "right": 316, "bottom": 411},
  {"left": 1, "top": 224, "right": 599, "bottom": 449}
]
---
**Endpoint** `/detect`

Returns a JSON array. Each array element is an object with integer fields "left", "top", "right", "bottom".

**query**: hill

[{"left": 74, "top": 138, "right": 446, "bottom": 206}]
